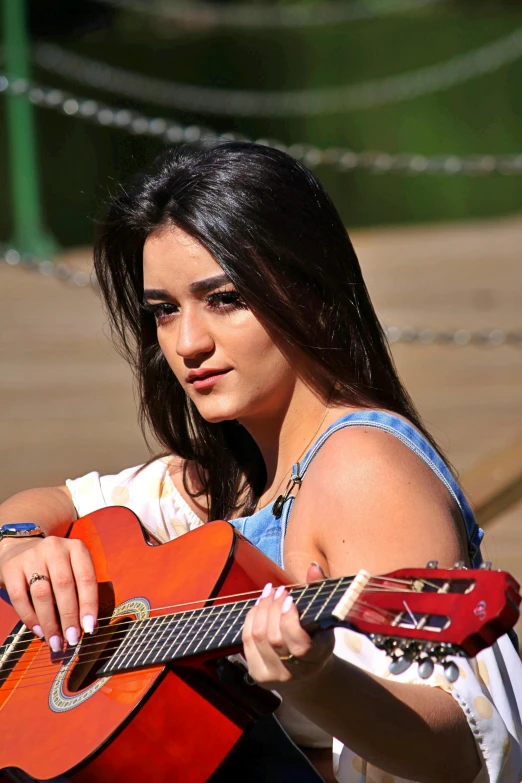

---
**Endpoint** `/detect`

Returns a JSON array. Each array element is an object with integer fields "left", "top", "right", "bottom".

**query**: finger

[
  {"left": 69, "top": 540, "right": 98, "bottom": 633},
  {"left": 45, "top": 547, "right": 81, "bottom": 648},
  {"left": 242, "top": 598, "right": 268, "bottom": 676},
  {"left": 250, "top": 583, "right": 276, "bottom": 654},
  {"left": 306, "top": 561, "right": 328, "bottom": 583},
  {"left": 279, "top": 596, "right": 335, "bottom": 668},
  {"left": 266, "top": 585, "right": 293, "bottom": 657},
  {"left": 25, "top": 564, "right": 64, "bottom": 651},
  {"left": 278, "top": 595, "right": 313, "bottom": 659},
  {"left": 243, "top": 583, "right": 288, "bottom": 682},
  {"left": 3, "top": 564, "right": 45, "bottom": 640}
]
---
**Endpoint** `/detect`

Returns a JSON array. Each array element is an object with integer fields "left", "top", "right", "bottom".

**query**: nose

[{"left": 175, "top": 307, "right": 214, "bottom": 360}]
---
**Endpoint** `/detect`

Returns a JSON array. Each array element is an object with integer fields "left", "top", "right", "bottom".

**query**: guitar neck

[
  {"left": 96, "top": 562, "right": 520, "bottom": 678},
  {"left": 97, "top": 576, "right": 352, "bottom": 676}
]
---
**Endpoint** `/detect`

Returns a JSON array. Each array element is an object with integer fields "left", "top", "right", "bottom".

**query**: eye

[
  {"left": 206, "top": 290, "right": 247, "bottom": 311},
  {"left": 142, "top": 302, "right": 178, "bottom": 325}
]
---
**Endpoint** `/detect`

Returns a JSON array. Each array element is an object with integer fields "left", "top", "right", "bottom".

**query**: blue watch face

[{"left": 3, "top": 523, "right": 39, "bottom": 532}]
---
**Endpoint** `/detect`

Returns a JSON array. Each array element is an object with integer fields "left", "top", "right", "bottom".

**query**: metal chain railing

[
  {"left": 2, "top": 246, "right": 520, "bottom": 347},
  {"left": 33, "top": 28, "right": 522, "bottom": 117},
  {"left": 91, "top": 0, "right": 446, "bottom": 29},
  {"left": 0, "top": 245, "right": 93, "bottom": 288},
  {"left": 1, "top": 73, "right": 522, "bottom": 175}
]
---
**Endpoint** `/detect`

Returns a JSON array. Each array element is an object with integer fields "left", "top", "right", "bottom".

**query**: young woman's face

[{"left": 142, "top": 227, "right": 299, "bottom": 424}]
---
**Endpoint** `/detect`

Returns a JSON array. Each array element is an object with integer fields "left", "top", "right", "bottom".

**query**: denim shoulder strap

[{"left": 284, "top": 410, "right": 484, "bottom": 568}]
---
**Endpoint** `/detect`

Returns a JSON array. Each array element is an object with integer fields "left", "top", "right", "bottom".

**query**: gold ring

[
  {"left": 28, "top": 573, "right": 49, "bottom": 587},
  {"left": 278, "top": 653, "right": 296, "bottom": 663}
]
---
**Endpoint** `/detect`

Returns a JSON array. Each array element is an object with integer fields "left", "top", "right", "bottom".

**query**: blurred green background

[{"left": 1, "top": 0, "right": 521, "bottom": 248}]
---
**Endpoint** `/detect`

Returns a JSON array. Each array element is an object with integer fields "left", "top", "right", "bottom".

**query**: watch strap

[{"left": 0, "top": 523, "right": 46, "bottom": 540}]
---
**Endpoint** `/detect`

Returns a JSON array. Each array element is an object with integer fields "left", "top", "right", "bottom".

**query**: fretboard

[{"left": 97, "top": 576, "right": 354, "bottom": 677}]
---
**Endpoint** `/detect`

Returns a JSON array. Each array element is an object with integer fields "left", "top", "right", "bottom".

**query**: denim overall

[
  {"left": 230, "top": 410, "right": 484, "bottom": 569},
  {"left": 213, "top": 411, "right": 485, "bottom": 783}
]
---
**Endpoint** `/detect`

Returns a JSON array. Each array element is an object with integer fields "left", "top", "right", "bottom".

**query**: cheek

[{"left": 233, "top": 323, "right": 286, "bottom": 372}]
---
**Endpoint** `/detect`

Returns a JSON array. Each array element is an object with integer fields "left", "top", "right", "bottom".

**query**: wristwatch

[{"left": 0, "top": 522, "right": 46, "bottom": 541}]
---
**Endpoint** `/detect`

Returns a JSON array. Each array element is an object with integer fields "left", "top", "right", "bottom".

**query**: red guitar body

[{"left": 0, "top": 508, "right": 287, "bottom": 783}]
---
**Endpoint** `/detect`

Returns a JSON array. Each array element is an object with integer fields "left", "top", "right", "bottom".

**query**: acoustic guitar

[{"left": 0, "top": 507, "right": 519, "bottom": 782}]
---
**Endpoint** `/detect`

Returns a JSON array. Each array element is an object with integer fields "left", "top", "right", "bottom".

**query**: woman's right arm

[{"left": 0, "top": 487, "right": 98, "bottom": 651}]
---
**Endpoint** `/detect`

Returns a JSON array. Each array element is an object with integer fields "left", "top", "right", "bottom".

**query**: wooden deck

[{"left": 1, "top": 214, "right": 521, "bottom": 632}]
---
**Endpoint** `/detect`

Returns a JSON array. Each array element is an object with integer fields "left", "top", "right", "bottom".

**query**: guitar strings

[
  {"left": 0, "top": 590, "right": 387, "bottom": 681},
  {"left": 0, "top": 595, "right": 402, "bottom": 691},
  {"left": 0, "top": 575, "right": 452, "bottom": 680},
  {"left": 0, "top": 582, "right": 449, "bottom": 686},
  {"left": 0, "top": 602, "right": 456, "bottom": 694},
  {"left": 0, "top": 576, "right": 409, "bottom": 678},
  {"left": 0, "top": 576, "right": 450, "bottom": 678},
  {"left": 0, "top": 573, "right": 445, "bottom": 652}
]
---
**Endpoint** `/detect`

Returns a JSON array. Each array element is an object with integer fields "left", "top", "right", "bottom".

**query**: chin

[{"left": 192, "top": 399, "right": 242, "bottom": 424}]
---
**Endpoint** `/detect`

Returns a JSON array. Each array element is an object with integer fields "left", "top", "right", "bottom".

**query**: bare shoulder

[{"left": 288, "top": 425, "right": 467, "bottom": 578}]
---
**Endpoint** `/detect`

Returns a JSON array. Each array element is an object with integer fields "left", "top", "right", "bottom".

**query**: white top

[{"left": 67, "top": 459, "right": 522, "bottom": 783}]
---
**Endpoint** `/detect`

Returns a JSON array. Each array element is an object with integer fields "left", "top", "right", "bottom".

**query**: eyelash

[{"left": 142, "top": 290, "right": 246, "bottom": 325}]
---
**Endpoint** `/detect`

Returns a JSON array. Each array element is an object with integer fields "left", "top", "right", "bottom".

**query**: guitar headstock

[{"left": 331, "top": 563, "right": 520, "bottom": 680}]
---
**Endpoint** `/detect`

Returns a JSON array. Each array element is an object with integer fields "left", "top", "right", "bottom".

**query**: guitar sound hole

[{"left": 67, "top": 616, "right": 134, "bottom": 693}]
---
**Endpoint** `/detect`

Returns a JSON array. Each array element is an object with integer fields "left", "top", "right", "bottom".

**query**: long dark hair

[{"left": 94, "top": 141, "right": 446, "bottom": 521}]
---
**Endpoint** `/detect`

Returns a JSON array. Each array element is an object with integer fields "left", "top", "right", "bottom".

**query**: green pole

[{"left": 3, "top": 0, "right": 58, "bottom": 258}]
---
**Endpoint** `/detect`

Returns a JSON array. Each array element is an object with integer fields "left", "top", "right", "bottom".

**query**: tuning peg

[
  {"left": 443, "top": 661, "right": 460, "bottom": 683},
  {"left": 426, "top": 560, "right": 438, "bottom": 569},
  {"left": 452, "top": 560, "right": 466, "bottom": 569},
  {"left": 418, "top": 658, "right": 435, "bottom": 679},
  {"left": 479, "top": 561, "right": 493, "bottom": 570},
  {"left": 388, "top": 654, "right": 413, "bottom": 675}
]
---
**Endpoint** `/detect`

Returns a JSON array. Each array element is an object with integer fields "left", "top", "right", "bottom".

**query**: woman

[{"left": 0, "top": 142, "right": 520, "bottom": 783}]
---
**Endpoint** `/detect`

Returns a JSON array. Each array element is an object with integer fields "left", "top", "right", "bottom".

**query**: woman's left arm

[{"left": 242, "top": 427, "right": 482, "bottom": 783}]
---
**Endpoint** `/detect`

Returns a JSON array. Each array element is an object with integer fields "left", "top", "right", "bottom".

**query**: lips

[
  {"left": 186, "top": 368, "right": 230, "bottom": 383},
  {"left": 186, "top": 368, "right": 231, "bottom": 390}
]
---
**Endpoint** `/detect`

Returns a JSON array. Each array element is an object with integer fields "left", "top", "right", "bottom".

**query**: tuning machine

[
  {"left": 388, "top": 653, "right": 413, "bottom": 675},
  {"left": 442, "top": 660, "right": 460, "bottom": 683},
  {"left": 479, "top": 561, "right": 493, "bottom": 570},
  {"left": 417, "top": 657, "right": 435, "bottom": 679}
]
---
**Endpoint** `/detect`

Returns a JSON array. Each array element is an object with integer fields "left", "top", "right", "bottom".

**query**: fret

[
  {"left": 297, "top": 582, "right": 326, "bottom": 621},
  {"left": 117, "top": 614, "right": 166, "bottom": 671},
  {"left": 313, "top": 577, "right": 350, "bottom": 622},
  {"left": 131, "top": 613, "right": 169, "bottom": 666},
  {"left": 192, "top": 603, "right": 235, "bottom": 657},
  {"left": 189, "top": 602, "right": 228, "bottom": 656},
  {"left": 230, "top": 601, "right": 253, "bottom": 645},
  {"left": 292, "top": 585, "right": 308, "bottom": 606},
  {"left": 159, "top": 608, "right": 199, "bottom": 663},
  {"left": 105, "top": 619, "right": 140, "bottom": 672},
  {"left": 117, "top": 616, "right": 159, "bottom": 670},
  {"left": 204, "top": 602, "right": 248, "bottom": 653},
  {"left": 150, "top": 610, "right": 187, "bottom": 664}
]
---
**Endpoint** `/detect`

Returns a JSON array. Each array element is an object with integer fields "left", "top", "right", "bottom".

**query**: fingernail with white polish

[
  {"left": 281, "top": 595, "right": 294, "bottom": 614},
  {"left": 49, "top": 635, "right": 62, "bottom": 653},
  {"left": 65, "top": 627, "right": 79, "bottom": 647},
  {"left": 82, "top": 615, "right": 95, "bottom": 634},
  {"left": 261, "top": 582, "right": 272, "bottom": 599},
  {"left": 254, "top": 597, "right": 261, "bottom": 606},
  {"left": 32, "top": 625, "right": 44, "bottom": 638},
  {"left": 274, "top": 585, "right": 285, "bottom": 600}
]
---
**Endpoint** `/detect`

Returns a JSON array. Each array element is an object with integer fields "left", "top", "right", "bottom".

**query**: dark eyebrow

[
  {"left": 189, "top": 274, "right": 230, "bottom": 294},
  {"left": 143, "top": 288, "right": 172, "bottom": 301},
  {"left": 143, "top": 275, "right": 231, "bottom": 302}
]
